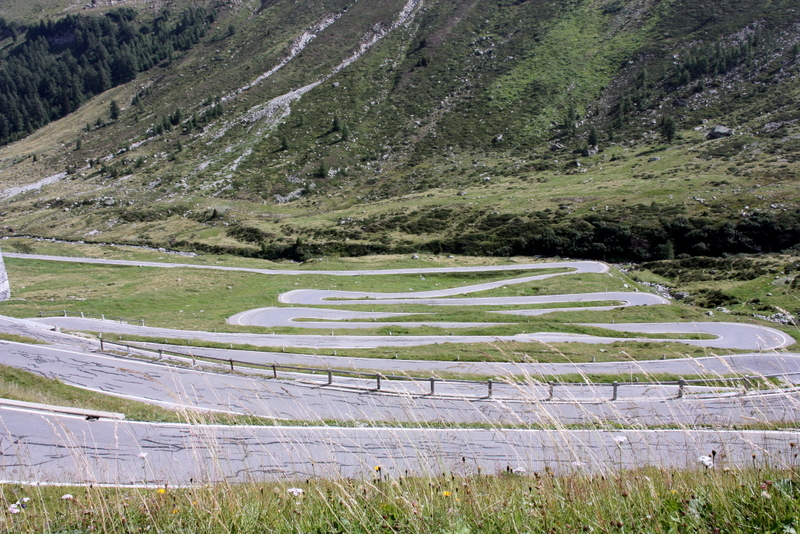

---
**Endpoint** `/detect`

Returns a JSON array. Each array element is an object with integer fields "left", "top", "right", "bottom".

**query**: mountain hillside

[{"left": 2, "top": 0, "right": 800, "bottom": 261}]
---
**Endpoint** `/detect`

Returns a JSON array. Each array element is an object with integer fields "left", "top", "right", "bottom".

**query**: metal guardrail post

[
  {"left": 429, "top": 377, "right": 435, "bottom": 395},
  {"left": 99, "top": 339, "right": 104, "bottom": 350},
  {"left": 81, "top": 312, "right": 84, "bottom": 318},
  {"left": 612, "top": 381, "right": 618, "bottom": 401},
  {"left": 547, "top": 382, "right": 554, "bottom": 401},
  {"left": 327, "top": 370, "right": 333, "bottom": 385},
  {"left": 677, "top": 379, "right": 685, "bottom": 399},
  {"left": 487, "top": 379, "right": 493, "bottom": 398},
  {"left": 376, "top": 374, "right": 382, "bottom": 391},
  {"left": 101, "top": 314, "right": 105, "bottom": 321},
  {"left": 272, "top": 364, "right": 277, "bottom": 379},
  {"left": 141, "top": 319, "right": 145, "bottom": 326},
  {"left": 743, "top": 375, "right": 751, "bottom": 393},
  {"left": 63, "top": 310, "right": 67, "bottom": 317},
  {"left": 158, "top": 349, "right": 163, "bottom": 360},
  {"left": 229, "top": 359, "right": 234, "bottom": 371}
]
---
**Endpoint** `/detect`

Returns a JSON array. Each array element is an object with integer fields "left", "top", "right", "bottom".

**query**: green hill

[{"left": 2, "top": 0, "right": 800, "bottom": 261}]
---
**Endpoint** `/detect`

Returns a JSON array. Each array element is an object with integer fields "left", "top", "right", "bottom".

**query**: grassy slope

[{"left": 0, "top": 0, "right": 799, "bottom": 261}]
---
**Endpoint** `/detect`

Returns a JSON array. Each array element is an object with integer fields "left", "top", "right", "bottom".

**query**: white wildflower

[
  {"left": 287, "top": 487, "right": 304, "bottom": 497},
  {"left": 60, "top": 494, "right": 74, "bottom": 501},
  {"left": 698, "top": 455, "right": 714, "bottom": 468},
  {"left": 8, "top": 504, "right": 20, "bottom": 514}
]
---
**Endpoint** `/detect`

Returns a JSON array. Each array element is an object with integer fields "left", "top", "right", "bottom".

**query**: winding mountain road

[
  {"left": 8, "top": 253, "right": 790, "bottom": 350},
  {"left": 1, "top": 254, "right": 798, "bottom": 484}
]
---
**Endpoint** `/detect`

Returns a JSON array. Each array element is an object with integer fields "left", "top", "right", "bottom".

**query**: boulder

[
  {"left": 707, "top": 125, "right": 733, "bottom": 139},
  {"left": 582, "top": 146, "right": 598, "bottom": 157}
]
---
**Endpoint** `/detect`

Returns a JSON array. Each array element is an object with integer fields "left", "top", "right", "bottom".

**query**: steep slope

[{"left": 1, "top": 0, "right": 800, "bottom": 261}]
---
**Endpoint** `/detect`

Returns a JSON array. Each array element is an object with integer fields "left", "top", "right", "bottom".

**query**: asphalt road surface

[
  {"left": 0, "top": 409, "right": 797, "bottom": 484},
  {"left": 0, "top": 333, "right": 797, "bottom": 428}
]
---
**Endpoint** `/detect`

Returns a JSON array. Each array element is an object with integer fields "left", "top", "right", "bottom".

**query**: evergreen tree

[
  {"left": 588, "top": 126, "right": 599, "bottom": 147},
  {"left": 109, "top": 99, "right": 120, "bottom": 121},
  {"left": 661, "top": 116, "right": 676, "bottom": 144},
  {"left": 0, "top": 6, "right": 212, "bottom": 146},
  {"left": 565, "top": 104, "right": 577, "bottom": 138}
]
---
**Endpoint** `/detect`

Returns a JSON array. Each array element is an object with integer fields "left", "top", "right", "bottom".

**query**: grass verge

[
  {"left": 1, "top": 467, "right": 798, "bottom": 533},
  {"left": 113, "top": 334, "right": 743, "bottom": 363},
  {"left": 0, "top": 333, "right": 42, "bottom": 344}
]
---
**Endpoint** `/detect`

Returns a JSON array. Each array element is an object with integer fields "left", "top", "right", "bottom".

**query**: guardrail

[{"left": 94, "top": 338, "right": 800, "bottom": 401}]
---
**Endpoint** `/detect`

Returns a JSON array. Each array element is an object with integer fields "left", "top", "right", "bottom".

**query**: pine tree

[
  {"left": 661, "top": 116, "right": 676, "bottom": 144},
  {"left": 109, "top": 99, "right": 120, "bottom": 121},
  {"left": 588, "top": 126, "right": 599, "bottom": 147}
]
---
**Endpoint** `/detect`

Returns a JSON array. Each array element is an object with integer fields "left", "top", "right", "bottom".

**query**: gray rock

[
  {"left": 649, "top": 156, "right": 660, "bottom": 162},
  {"left": 582, "top": 146, "right": 598, "bottom": 157},
  {"left": 707, "top": 125, "right": 733, "bottom": 139},
  {"left": 412, "top": 254, "right": 420, "bottom": 259},
  {"left": 673, "top": 99, "right": 689, "bottom": 107}
]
